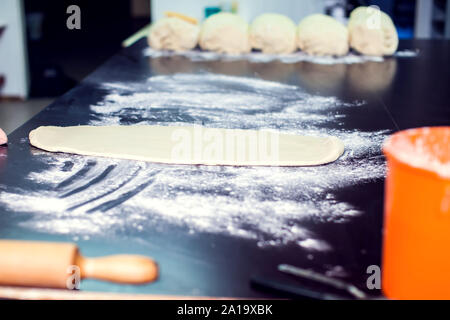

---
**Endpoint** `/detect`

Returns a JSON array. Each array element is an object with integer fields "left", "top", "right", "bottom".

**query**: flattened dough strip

[{"left": 29, "top": 125, "right": 344, "bottom": 167}]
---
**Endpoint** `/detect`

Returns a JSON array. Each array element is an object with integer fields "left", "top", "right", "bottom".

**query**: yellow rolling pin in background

[{"left": 0, "top": 240, "right": 158, "bottom": 288}]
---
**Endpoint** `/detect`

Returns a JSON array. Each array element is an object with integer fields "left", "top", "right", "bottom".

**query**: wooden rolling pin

[{"left": 0, "top": 240, "right": 158, "bottom": 288}]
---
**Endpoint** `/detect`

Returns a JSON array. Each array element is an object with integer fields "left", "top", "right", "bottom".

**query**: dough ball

[
  {"left": 0, "top": 128, "right": 7, "bottom": 145},
  {"left": 348, "top": 6, "right": 398, "bottom": 56},
  {"left": 199, "top": 12, "right": 250, "bottom": 54},
  {"left": 250, "top": 13, "right": 297, "bottom": 54},
  {"left": 148, "top": 17, "right": 200, "bottom": 51},
  {"left": 297, "top": 14, "right": 349, "bottom": 56}
]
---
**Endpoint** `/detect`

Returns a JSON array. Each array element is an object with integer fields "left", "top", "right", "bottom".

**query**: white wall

[
  {"left": 415, "top": 0, "right": 433, "bottom": 38},
  {"left": 151, "top": 0, "right": 326, "bottom": 24},
  {"left": 0, "top": 0, "right": 29, "bottom": 98},
  {"left": 446, "top": 0, "right": 450, "bottom": 39}
]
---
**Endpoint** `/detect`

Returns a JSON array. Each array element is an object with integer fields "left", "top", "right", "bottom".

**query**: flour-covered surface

[
  {"left": 0, "top": 39, "right": 402, "bottom": 297},
  {"left": 0, "top": 74, "right": 388, "bottom": 250},
  {"left": 144, "top": 47, "right": 418, "bottom": 65}
]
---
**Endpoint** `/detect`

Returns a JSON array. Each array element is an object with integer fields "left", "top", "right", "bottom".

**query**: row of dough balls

[{"left": 148, "top": 7, "right": 398, "bottom": 57}]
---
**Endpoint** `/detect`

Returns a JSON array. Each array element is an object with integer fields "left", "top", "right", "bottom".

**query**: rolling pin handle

[{"left": 77, "top": 254, "right": 158, "bottom": 285}]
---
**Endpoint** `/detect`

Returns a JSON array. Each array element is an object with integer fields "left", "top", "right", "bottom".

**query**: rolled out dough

[{"left": 29, "top": 125, "right": 344, "bottom": 167}]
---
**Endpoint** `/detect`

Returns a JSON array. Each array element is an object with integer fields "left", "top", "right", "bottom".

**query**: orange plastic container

[{"left": 382, "top": 127, "right": 450, "bottom": 299}]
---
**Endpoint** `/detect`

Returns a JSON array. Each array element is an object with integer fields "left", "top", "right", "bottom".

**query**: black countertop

[{"left": 0, "top": 39, "right": 448, "bottom": 298}]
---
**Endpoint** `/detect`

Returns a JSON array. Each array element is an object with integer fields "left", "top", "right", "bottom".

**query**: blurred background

[{"left": 0, "top": 0, "right": 449, "bottom": 134}]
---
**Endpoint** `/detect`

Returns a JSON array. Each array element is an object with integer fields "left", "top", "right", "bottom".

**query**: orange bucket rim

[{"left": 383, "top": 126, "right": 450, "bottom": 180}]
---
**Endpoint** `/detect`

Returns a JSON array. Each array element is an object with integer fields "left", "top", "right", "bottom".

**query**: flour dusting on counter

[
  {"left": 144, "top": 48, "right": 418, "bottom": 65},
  {"left": 0, "top": 74, "right": 389, "bottom": 250}
]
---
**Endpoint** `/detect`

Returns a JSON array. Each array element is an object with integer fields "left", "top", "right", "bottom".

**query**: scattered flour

[
  {"left": 0, "top": 74, "right": 389, "bottom": 250},
  {"left": 394, "top": 49, "right": 420, "bottom": 58},
  {"left": 144, "top": 48, "right": 418, "bottom": 65}
]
